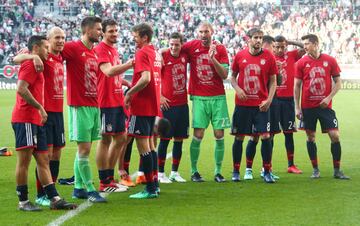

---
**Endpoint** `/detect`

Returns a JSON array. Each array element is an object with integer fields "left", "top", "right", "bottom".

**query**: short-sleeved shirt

[
  {"left": 295, "top": 54, "right": 341, "bottom": 109},
  {"left": 161, "top": 50, "right": 188, "bottom": 106},
  {"left": 95, "top": 41, "right": 124, "bottom": 108},
  {"left": 43, "top": 53, "right": 64, "bottom": 112},
  {"left": 62, "top": 40, "right": 98, "bottom": 107},
  {"left": 130, "top": 44, "right": 161, "bottom": 116},
  {"left": 231, "top": 48, "right": 278, "bottom": 107},
  {"left": 275, "top": 50, "right": 301, "bottom": 98},
  {"left": 12, "top": 60, "right": 44, "bottom": 126},
  {"left": 182, "top": 40, "right": 229, "bottom": 97}
]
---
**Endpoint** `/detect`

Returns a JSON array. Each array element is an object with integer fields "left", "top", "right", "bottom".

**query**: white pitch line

[{"left": 47, "top": 152, "right": 172, "bottom": 226}]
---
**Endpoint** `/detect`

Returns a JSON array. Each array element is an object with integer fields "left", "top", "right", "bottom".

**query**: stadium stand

[{"left": 0, "top": 0, "right": 359, "bottom": 65}]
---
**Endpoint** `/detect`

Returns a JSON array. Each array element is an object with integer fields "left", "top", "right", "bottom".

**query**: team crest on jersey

[
  {"left": 181, "top": 57, "right": 185, "bottom": 63},
  {"left": 323, "top": 61, "right": 328, "bottom": 67},
  {"left": 284, "top": 55, "right": 288, "bottom": 60},
  {"left": 260, "top": 59, "right": 266, "bottom": 65},
  {"left": 106, "top": 124, "right": 113, "bottom": 132}
]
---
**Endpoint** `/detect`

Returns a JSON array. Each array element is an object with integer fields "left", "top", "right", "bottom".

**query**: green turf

[{"left": 0, "top": 89, "right": 359, "bottom": 226}]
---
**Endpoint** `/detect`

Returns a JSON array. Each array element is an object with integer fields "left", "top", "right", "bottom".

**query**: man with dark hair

[
  {"left": 12, "top": 35, "right": 76, "bottom": 211},
  {"left": 61, "top": 16, "right": 106, "bottom": 202},
  {"left": 125, "top": 22, "right": 162, "bottom": 198},
  {"left": 13, "top": 27, "right": 68, "bottom": 206},
  {"left": 157, "top": 32, "right": 188, "bottom": 183},
  {"left": 231, "top": 28, "right": 278, "bottom": 183},
  {"left": 181, "top": 21, "right": 230, "bottom": 183},
  {"left": 271, "top": 34, "right": 305, "bottom": 174},
  {"left": 94, "top": 19, "right": 133, "bottom": 193},
  {"left": 294, "top": 34, "right": 349, "bottom": 179}
]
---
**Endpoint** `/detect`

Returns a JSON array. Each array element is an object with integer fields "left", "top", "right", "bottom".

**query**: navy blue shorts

[
  {"left": 231, "top": 105, "right": 270, "bottom": 136},
  {"left": 161, "top": 104, "right": 189, "bottom": 139},
  {"left": 270, "top": 97, "right": 297, "bottom": 133},
  {"left": 128, "top": 115, "right": 155, "bottom": 138},
  {"left": 100, "top": 107, "right": 126, "bottom": 135},
  {"left": 269, "top": 98, "right": 281, "bottom": 134},
  {"left": 45, "top": 112, "right": 65, "bottom": 148},
  {"left": 12, "top": 123, "right": 48, "bottom": 152},
  {"left": 301, "top": 107, "right": 339, "bottom": 133}
]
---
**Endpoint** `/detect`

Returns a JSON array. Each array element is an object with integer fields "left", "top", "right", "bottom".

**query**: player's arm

[
  {"left": 319, "top": 75, "right": 341, "bottom": 108},
  {"left": 288, "top": 40, "right": 306, "bottom": 58},
  {"left": 209, "top": 44, "right": 228, "bottom": 80},
  {"left": 13, "top": 54, "right": 44, "bottom": 72},
  {"left": 17, "top": 80, "right": 47, "bottom": 123},
  {"left": 294, "top": 78, "right": 303, "bottom": 120},
  {"left": 99, "top": 59, "right": 133, "bottom": 77},
  {"left": 124, "top": 71, "right": 151, "bottom": 109},
  {"left": 259, "top": 74, "right": 276, "bottom": 112},
  {"left": 121, "top": 79, "right": 131, "bottom": 88},
  {"left": 230, "top": 71, "right": 247, "bottom": 101}
]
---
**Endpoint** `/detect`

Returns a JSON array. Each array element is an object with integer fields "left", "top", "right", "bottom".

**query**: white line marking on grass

[{"left": 47, "top": 151, "right": 172, "bottom": 226}]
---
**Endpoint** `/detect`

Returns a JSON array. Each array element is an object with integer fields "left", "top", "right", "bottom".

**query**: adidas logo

[
  {"left": 242, "top": 59, "right": 247, "bottom": 63},
  {"left": 306, "top": 64, "right": 310, "bottom": 68},
  {"left": 82, "top": 52, "right": 86, "bottom": 57},
  {"left": 195, "top": 49, "right": 200, "bottom": 53},
  {"left": 49, "top": 57, "right": 53, "bottom": 62},
  {"left": 167, "top": 62, "right": 172, "bottom": 65},
  {"left": 103, "top": 187, "right": 118, "bottom": 193},
  {"left": 135, "top": 130, "right": 141, "bottom": 134}
]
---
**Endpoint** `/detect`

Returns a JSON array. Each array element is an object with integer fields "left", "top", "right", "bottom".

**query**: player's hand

[
  {"left": 160, "top": 95, "right": 171, "bottom": 111},
  {"left": 259, "top": 99, "right": 271, "bottom": 112},
  {"left": 124, "top": 93, "right": 132, "bottom": 109},
  {"left": 319, "top": 97, "right": 330, "bottom": 109},
  {"left": 39, "top": 106, "right": 48, "bottom": 124},
  {"left": 209, "top": 43, "right": 216, "bottom": 59},
  {"left": 33, "top": 55, "right": 44, "bottom": 72},
  {"left": 236, "top": 88, "right": 247, "bottom": 101},
  {"left": 295, "top": 107, "right": 302, "bottom": 120},
  {"left": 126, "top": 58, "right": 134, "bottom": 67}
]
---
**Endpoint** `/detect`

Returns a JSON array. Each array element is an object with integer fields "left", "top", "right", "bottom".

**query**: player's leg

[
  {"left": 119, "top": 137, "right": 136, "bottom": 186},
  {"left": 210, "top": 96, "right": 231, "bottom": 183},
  {"left": 319, "top": 108, "right": 349, "bottom": 179},
  {"left": 34, "top": 125, "right": 76, "bottom": 210},
  {"left": 190, "top": 98, "right": 210, "bottom": 182},
  {"left": 279, "top": 98, "right": 302, "bottom": 173},
  {"left": 302, "top": 108, "right": 320, "bottom": 178},
  {"left": 245, "top": 135, "right": 258, "bottom": 177},
  {"left": 128, "top": 116, "right": 158, "bottom": 199}
]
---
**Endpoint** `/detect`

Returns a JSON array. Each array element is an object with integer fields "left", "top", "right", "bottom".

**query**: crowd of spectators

[{"left": 1, "top": 0, "right": 360, "bottom": 65}]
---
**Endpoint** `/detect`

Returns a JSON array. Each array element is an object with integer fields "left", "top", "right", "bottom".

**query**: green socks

[
  {"left": 215, "top": 138, "right": 225, "bottom": 175},
  {"left": 77, "top": 154, "right": 96, "bottom": 192},
  {"left": 190, "top": 138, "right": 201, "bottom": 174},
  {"left": 74, "top": 152, "right": 84, "bottom": 189}
]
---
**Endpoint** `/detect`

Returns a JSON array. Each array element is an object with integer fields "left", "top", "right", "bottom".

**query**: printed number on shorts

[
  {"left": 288, "top": 121, "right": 294, "bottom": 130},
  {"left": 266, "top": 122, "right": 270, "bottom": 132},
  {"left": 333, "top": 119, "right": 338, "bottom": 127}
]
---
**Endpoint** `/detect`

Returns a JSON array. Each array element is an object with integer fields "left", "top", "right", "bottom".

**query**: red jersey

[
  {"left": 130, "top": 45, "right": 161, "bottom": 116},
  {"left": 95, "top": 41, "right": 124, "bottom": 108},
  {"left": 43, "top": 53, "right": 64, "bottom": 112},
  {"left": 62, "top": 40, "right": 98, "bottom": 107},
  {"left": 275, "top": 50, "right": 301, "bottom": 97},
  {"left": 232, "top": 48, "right": 278, "bottom": 107},
  {"left": 161, "top": 50, "right": 188, "bottom": 106},
  {"left": 12, "top": 60, "right": 44, "bottom": 126},
  {"left": 295, "top": 54, "right": 341, "bottom": 109},
  {"left": 182, "top": 40, "right": 229, "bottom": 96}
]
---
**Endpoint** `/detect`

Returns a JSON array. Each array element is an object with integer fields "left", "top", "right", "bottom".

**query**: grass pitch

[{"left": 0, "top": 89, "right": 359, "bottom": 226}]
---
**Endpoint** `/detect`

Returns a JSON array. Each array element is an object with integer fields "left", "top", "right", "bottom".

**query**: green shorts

[
  {"left": 68, "top": 106, "right": 101, "bottom": 142},
  {"left": 191, "top": 95, "right": 231, "bottom": 130}
]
